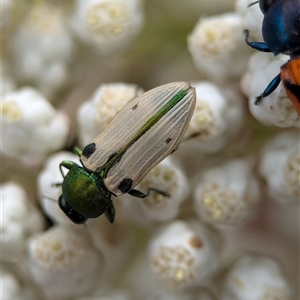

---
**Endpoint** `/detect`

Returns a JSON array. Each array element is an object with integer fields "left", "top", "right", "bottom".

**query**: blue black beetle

[{"left": 244, "top": 0, "right": 300, "bottom": 114}]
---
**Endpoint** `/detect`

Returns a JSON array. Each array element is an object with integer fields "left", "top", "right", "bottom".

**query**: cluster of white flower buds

[{"left": 2, "top": 0, "right": 298, "bottom": 299}]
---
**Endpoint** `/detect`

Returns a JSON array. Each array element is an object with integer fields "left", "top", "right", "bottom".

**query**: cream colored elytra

[{"left": 80, "top": 82, "right": 196, "bottom": 196}]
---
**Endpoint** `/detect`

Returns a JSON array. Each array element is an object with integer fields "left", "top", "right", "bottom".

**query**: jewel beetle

[
  {"left": 57, "top": 82, "right": 196, "bottom": 224},
  {"left": 244, "top": 0, "right": 300, "bottom": 114}
]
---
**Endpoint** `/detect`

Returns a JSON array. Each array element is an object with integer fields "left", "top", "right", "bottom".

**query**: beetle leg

[
  {"left": 105, "top": 203, "right": 116, "bottom": 223},
  {"left": 59, "top": 163, "right": 66, "bottom": 178},
  {"left": 244, "top": 30, "right": 272, "bottom": 52},
  {"left": 52, "top": 161, "right": 77, "bottom": 187},
  {"left": 170, "top": 145, "right": 179, "bottom": 154},
  {"left": 182, "top": 132, "right": 202, "bottom": 142},
  {"left": 55, "top": 160, "right": 79, "bottom": 182},
  {"left": 43, "top": 194, "right": 59, "bottom": 203},
  {"left": 52, "top": 163, "right": 69, "bottom": 186},
  {"left": 247, "top": 1, "right": 259, "bottom": 7},
  {"left": 173, "top": 131, "right": 203, "bottom": 147},
  {"left": 60, "top": 161, "right": 77, "bottom": 172},
  {"left": 129, "top": 188, "right": 170, "bottom": 198},
  {"left": 74, "top": 146, "right": 82, "bottom": 157},
  {"left": 255, "top": 73, "right": 281, "bottom": 105}
]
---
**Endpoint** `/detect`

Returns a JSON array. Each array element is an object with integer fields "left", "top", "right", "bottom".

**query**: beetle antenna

[
  {"left": 181, "top": 131, "right": 202, "bottom": 143},
  {"left": 42, "top": 194, "right": 58, "bottom": 203},
  {"left": 248, "top": 1, "right": 259, "bottom": 7}
]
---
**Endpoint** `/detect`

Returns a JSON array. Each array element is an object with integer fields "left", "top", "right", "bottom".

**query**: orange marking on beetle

[{"left": 281, "top": 58, "right": 300, "bottom": 115}]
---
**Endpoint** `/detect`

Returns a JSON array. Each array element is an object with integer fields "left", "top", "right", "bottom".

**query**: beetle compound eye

[
  {"left": 58, "top": 195, "right": 87, "bottom": 224},
  {"left": 259, "top": 0, "right": 274, "bottom": 14}
]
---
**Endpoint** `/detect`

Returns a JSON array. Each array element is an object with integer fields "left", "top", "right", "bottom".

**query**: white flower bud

[
  {"left": 221, "top": 255, "right": 292, "bottom": 300},
  {"left": 148, "top": 220, "right": 222, "bottom": 289},
  {"left": 0, "top": 87, "right": 70, "bottom": 166},
  {"left": 10, "top": 2, "right": 75, "bottom": 98},
  {"left": 183, "top": 81, "right": 243, "bottom": 153},
  {"left": 241, "top": 52, "right": 299, "bottom": 127},
  {"left": 0, "top": 265, "right": 39, "bottom": 300},
  {"left": 235, "top": 0, "right": 264, "bottom": 41},
  {"left": 71, "top": 0, "right": 144, "bottom": 55},
  {"left": 193, "top": 158, "right": 261, "bottom": 227},
  {"left": 259, "top": 131, "right": 300, "bottom": 204},
  {"left": 1, "top": 266, "right": 24, "bottom": 300},
  {"left": 188, "top": 13, "right": 252, "bottom": 82},
  {"left": 37, "top": 151, "right": 80, "bottom": 224},
  {"left": 123, "top": 251, "right": 218, "bottom": 299},
  {"left": 28, "top": 225, "right": 105, "bottom": 300},
  {"left": 77, "top": 82, "right": 143, "bottom": 146},
  {"left": 1, "top": 182, "right": 45, "bottom": 263},
  {"left": 120, "top": 157, "right": 189, "bottom": 225}
]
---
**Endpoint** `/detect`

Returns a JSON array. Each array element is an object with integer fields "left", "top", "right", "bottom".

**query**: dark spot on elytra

[
  {"left": 118, "top": 178, "right": 133, "bottom": 193},
  {"left": 132, "top": 103, "right": 139, "bottom": 110},
  {"left": 165, "top": 138, "right": 172, "bottom": 144},
  {"left": 82, "top": 143, "right": 96, "bottom": 158}
]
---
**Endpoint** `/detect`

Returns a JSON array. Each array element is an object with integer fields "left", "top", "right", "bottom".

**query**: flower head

[
  {"left": 221, "top": 255, "right": 291, "bottom": 300},
  {"left": 183, "top": 81, "right": 243, "bottom": 153},
  {"left": 259, "top": 131, "right": 300, "bottom": 204},
  {"left": 10, "top": 2, "right": 74, "bottom": 98},
  {"left": 1, "top": 182, "right": 45, "bottom": 262},
  {"left": 1, "top": 87, "right": 70, "bottom": 166},
  {"left": 28, "top": 225, "right": 105, "bottom": 299},
  {"left": 193, "top": 158, "right": 261, "bottom": 227},
  {"left": 188, "top": 13, "right": 252, "bottom": 82},
  {"left": 71, "top": 0, "right": 144, "bottom": 55},
  {"left": 77, "top": 82, "right": 143, "bottom": 146},
  {"left": 148, "top": 220, "right": 222, "bottom": 289}
]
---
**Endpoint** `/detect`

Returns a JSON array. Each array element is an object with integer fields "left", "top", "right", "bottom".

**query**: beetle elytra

[{"left": 57, "top": 82, "right": 196, "bottom": 224}]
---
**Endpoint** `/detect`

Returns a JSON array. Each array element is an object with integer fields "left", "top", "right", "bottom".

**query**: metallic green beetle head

[{"left": 58, "top": 161, "right": 115, "bottom": 224}]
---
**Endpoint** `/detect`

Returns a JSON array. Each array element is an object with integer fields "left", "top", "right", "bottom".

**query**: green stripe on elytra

[{"left": 98, "top": 89, "right": 189, "bottom": 176}]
